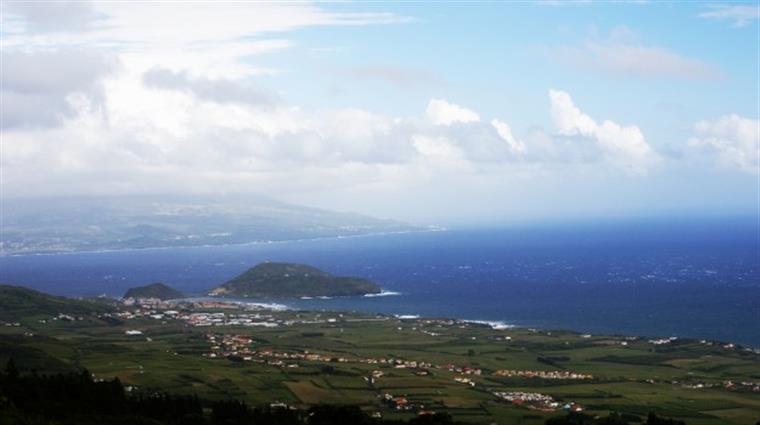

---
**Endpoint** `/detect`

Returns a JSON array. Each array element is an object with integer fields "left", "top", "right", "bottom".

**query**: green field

[{"left": 0, "top": 291, "right": 758, "bottom": 425}]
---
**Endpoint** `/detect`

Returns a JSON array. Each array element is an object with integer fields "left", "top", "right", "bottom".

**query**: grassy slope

[{"left": 0, "top": 285, "right": 113, "bottom": 321}]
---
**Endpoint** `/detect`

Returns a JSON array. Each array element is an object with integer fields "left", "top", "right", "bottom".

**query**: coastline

[
  {"left": 168, "top": 295, "right": 759, "bottom": 351},
  {"left": 1, "top": 227, "right": 445, "bottom": 258},
  {"left": 3, "top": 224, "right": 757, "bottom": 348}
]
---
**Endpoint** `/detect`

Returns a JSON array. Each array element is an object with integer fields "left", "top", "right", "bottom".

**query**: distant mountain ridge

[
  {"left": 211, "top": 262, "right": 381, "bottom": 298},
  {"left": 123, "top": 283, "right": 184, "bottom": 300},
  {"left": 1, "top": 195, "right": 424, "bottom": 255}
]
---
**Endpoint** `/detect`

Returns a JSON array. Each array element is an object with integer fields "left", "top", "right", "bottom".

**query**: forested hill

[
  {"left": 211, "top": 262, "right": 381, "bottom": 298},
  {"left": 124, "top": 283, "right": 184, "bottom": 300}
]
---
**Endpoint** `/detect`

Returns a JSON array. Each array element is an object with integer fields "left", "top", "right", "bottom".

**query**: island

[
  {"left": 209, "top": 262, "right": 381, "bottom": 298},
  {"left": 123, "top": 282, "right": 184, "bottom": 300}
]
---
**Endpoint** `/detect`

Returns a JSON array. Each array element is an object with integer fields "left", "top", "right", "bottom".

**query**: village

[{"left": 197, "top": 329, "right": 599, "bottom": 413}]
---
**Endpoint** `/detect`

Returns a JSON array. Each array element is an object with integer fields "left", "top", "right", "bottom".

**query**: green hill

[
  {"left": 0, "top": 285, "right": 113, "bottom": 321},
  {"left": 211, "top": 262, "right": 381, "bottom": 298},
  {"left": 123, "top": 282, "right": 184, "bottom": 300}
]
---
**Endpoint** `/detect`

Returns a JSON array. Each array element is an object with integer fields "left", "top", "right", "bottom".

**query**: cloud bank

[{"left": 0, "top": 2, "right": 754, "bottom": 222}]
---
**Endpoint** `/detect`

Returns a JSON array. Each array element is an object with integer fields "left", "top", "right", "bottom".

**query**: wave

[
  {"left": 395, "top": 314, "right": 420, "bottom": 319},
  {"left": 461, "top": 319, "right": 515, "bottom": 330},
  {"left": 243, "top": 302, "right": 289, "bottom": 311},
  {"left": 364, "top": 290, "right": 401, "bottom": 298}
]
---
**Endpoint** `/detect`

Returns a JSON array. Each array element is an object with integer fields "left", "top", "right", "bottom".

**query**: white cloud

[
  {"left": 688, "top": 114, "right": 759, "bottom": 173},
  {"left": 412, "top": 135, "right": 467, "bottom": 162},
  {"left": 426, "top": 99, "right": 480, "bottom": 126},
  {"left": 549, "top": 90, "right": 597, "bottom": 136},
  {"left": 0, "top": 3, "right": 408, "bottom": 129},
  {"left": 699, "top": 4, "right": 759, "bottom": 28},
  {"left": 553, "top": 28, "right": 721, "bottom": 80},
  {"left": 491, "top": 119, "right": 526, "bottom": 154},
  {"left": 0, "top": 2, "right": 411, "bottom": 81},
  {"left": 3, "top": 84, "right": 656, "bottom": 200},
  {"left": 549, "top": 89, "right": 659, "bottom": 173},
  {"left": 0, "top": 2, "right": 684, "bottom": 221}
]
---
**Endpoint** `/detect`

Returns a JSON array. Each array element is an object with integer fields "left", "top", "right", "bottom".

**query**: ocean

[{"left": 1, "top": 216, "right": 758, "bottom": 346}]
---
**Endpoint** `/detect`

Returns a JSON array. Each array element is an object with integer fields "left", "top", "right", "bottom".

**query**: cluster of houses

[
  {"left": 205, "top": 334, "right": 256, "bottom": 361},
  {"left": 202, "top": 331, "right": 600, "bottom": 398},
  {"left": 202, "top": 332, "right": 495, "bottom": 385},
  {"left": 364, "top": 369, "right": 385, "bottom": 385},
  {"left": 494, "top": 369, "right": 593, "bottom": 380},
  {"left": 648, "top": 337, "right": 750, "bottom": 353},
  {"left": 380, "top": 393, "right": 417, "bottom": 411},
  {"left": 724, "top": 380, "right": 760, "bottom": 392},
  {"left": 185, "top": 312, "right": 280, "bottom": 328},
  {"left": 115, "top": 299, "right": 297, "bottom": 328},
  {"left": 203, "top": 333, "right": 449, "bottom": 372},
  {"left": 453, "top": 376, "right": 475, "bottom": 386},
  {"left": 648, "top": 336, "right": 679, "bottom": 345},
  {"left": 440, "top": 364, "right": 482, "bottom": 375},
  {"left": 493, "top": 391, "right": 583, "bottom": 413},
  {"left": 674, "top": 380, "right": 760, "bottom": 392}
]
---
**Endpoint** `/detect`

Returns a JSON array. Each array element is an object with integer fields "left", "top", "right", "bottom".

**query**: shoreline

[
  {"left": 161, "top": 295, "right": 759, "bottom": 351},
  {"left": 0, "top": 227, "right": 445, "bottom": 258}
]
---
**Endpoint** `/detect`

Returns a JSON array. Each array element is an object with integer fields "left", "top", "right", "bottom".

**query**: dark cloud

[
  {"left": 1, "top": 50, "right": 118, "bottom": 128},
  {"left": 6, "top": 1, "right": 101, "bottom": 32},
  {"left": 142, "top": 67, "right": 277, "bottom": 107}
]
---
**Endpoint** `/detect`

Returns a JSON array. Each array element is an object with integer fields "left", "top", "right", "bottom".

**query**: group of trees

[
  {"left": 0, "top": 359, "right": 202, "bottom": 425},
  {"left": 545, "top": 412, "right": 687, "bottom": 425},
  {"left": 0, "top": 359, "right": 703, "bottom": 425},
  {"left": 0, "top": 359, "right": 456, "bottom": 425}
]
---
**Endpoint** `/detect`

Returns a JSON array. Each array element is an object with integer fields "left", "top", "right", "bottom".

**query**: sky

[{"left": 0, "top": 1, "right": 758, "bottom": 225}]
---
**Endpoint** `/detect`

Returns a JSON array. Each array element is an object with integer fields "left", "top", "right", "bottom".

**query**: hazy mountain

[{"left": 1, "top": 195, "right": 424, "bottom": 255}]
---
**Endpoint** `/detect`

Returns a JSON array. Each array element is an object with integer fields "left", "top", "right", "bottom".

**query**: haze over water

[{"left": 2, "top": 217, "right": 757, "bottom": 347}]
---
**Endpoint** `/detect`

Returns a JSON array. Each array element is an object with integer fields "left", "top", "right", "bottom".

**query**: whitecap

[
  {"left": 243, "top": 302, "right": 289, "bottom": 312},
  {"left": 461, "top": 319, "right": 514, "bottom": 330},
  {"left": 364, "top": 290, "right": 401, "bottom": 298}
]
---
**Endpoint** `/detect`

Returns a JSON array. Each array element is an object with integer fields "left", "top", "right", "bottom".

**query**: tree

[{"left": 3, "top": 359, "right": 18, "bottom": 380}]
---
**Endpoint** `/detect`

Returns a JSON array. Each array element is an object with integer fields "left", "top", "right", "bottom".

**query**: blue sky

[
  {"left": 268, "top": 2, "right": 755, "bottom": 123},
  {"left": 1, "top": 1, "right": 757, "bottom": 224}
]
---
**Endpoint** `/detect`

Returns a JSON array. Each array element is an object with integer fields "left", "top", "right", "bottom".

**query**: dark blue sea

[{"left": 1, "top": 217, "right": 758, "bottom": 346}]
